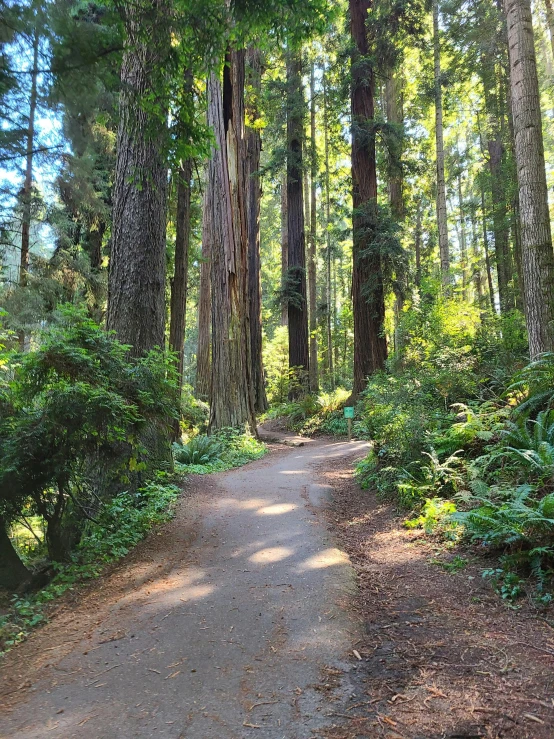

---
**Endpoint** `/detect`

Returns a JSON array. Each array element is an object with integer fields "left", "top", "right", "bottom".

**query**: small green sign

[{"left": 344, "top": 406, "right": 355, "bottom": 419}]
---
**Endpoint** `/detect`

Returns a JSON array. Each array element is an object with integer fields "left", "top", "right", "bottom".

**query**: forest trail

[{"left": 0, "top": 436, "right": 369, "bottom": 739}]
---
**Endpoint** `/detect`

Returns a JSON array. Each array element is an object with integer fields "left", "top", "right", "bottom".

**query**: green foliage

[
  {"left": 509, "top": 353, "right": 554, "bottom": 417},
  {"left": 0, "top": 306, "right": 178, "bottom": 563},
  {"left": 268, "top": 387, "right": 364, "bottom": 438},
  {"left": 173, "top": 435, "right": 223, "bottom": 465},
  {"left": 432, "top": 555, "right": 468, "bottom": 573},
  {"left": 398, "top": 450, "right": 466, "bottom": 507},
  {"left": 0, "top": 475, "right": 181, "bottom": 652},
  {"left": 405, "top": 497, "right": 459, "bottom": 536},
  {"left": 482, "top": 569, "right": 524, "bottom": 602},
  {"left": 180, "top": 384, "right": 209, "bottom": 431},
  {"left": 358, "top": 370, "right": 450, "bottom": 471},
  {"left": 174, "top": 428, "right": 266, "bottom": 475}
]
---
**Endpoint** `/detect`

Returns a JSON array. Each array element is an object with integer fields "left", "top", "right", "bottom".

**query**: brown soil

[{"left": 319, "top": 460, "right": 554, "bottom": 739}]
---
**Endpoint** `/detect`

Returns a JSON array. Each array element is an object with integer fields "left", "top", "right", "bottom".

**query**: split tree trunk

[
  {"left": 286, "top": 53, "right": 309, "bottom": 397},
  {"left": 107, "top": 2, "right": 169, "bottom": 356},
  {"left": 504, "top": 0, "right": 554, "bottom": 357},
  {"left": 433, "top": 0, "right": 450, "bottom": 287},
  {"left": 207, "top": 54, "right": 256, "bottom": 431},
  {"left": 245, "top": 48, "right": 268, "bottom": 414},
  {"left": 350, "top": 0, "right": 387, "bottom": 399}
]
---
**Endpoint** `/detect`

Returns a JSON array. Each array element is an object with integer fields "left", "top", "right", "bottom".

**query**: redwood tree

[
  {"left": 433, "top": 0, "right": 450, "bottom": 287},
  {"left": 286, "top": 52, "right": 310, "bottom": 396},
  {"left": 350, "top": 0, "right": 387, "bottom": 399},
  {"left": 107, "top": 2, "right": 169, "bottom": 356},
  {"left": 245, "top": 48, "right": 268, "bottom": 414},
  {"left": 207, "top": 53, "right": 256, "bottom": 431},
  {"left": 169, "top": 159, "right": 192, "bottom": 400},
  {"left": 196, "top": 187, "right": 212, "bottom": 401}
]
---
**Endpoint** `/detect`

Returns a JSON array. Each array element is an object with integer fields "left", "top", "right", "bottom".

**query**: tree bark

[
  {"left": 245, "top": 48, "right": 268, "bottom": 414},
  {"left": 415, "top": 199, "right": 422, "bottom": 289},
  {"left": 0, "top": 518, "right": 30, "bottom": 591},
  {"left": 169, "top": 159, "right": 192, "bottom": 400},
  {"left": 280, "top": 172, "right": 289, "bottom": 327},
  {"left": 207, "top": 54, "right": 256, "bottom": 432},
  {"left": 544, "top": 0, "right": 554, "bottom": 60},
  {"left": 457, "top": 173, "right": 468, "bottom": 298},
  {"left": 107, "top": 2, "right": 169, "bottom": 356},
  {"left": 433, "top": 0, "right": 450, "bottom": 287},
  {"left": 196, "top": 186, "right": 212, "bottom": 401},
  {"left": 18, "top": 27, "right": 39, "bottom": 351},
  {"left": 286, "top": 53, "right": 309, "bottom": 397},
  {"left": 504, "top": 0, "right": 554, "bottom": 357},
  {"left": 308, "top": 62, "right": 319, "bottom": 393},
  {"left": 385, "top": 71, "right": 404, "bottom": 221},
  {"left": 487, "top": 136, "right": 514, "bottom": 312},
  {"left": 350, "top": 0, "right": 387, "bottom": 399},
  {"left": 323, "top": 67, "right": 334, "bottom": 388},
  {"left": 480, "top": 185, "right": 497, "bottom": 313}
]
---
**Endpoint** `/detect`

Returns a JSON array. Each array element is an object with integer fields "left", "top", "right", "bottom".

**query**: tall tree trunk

[
  {"left": 433, "top": 0, "right": 450, "bottom": 287},
  {"left": 544, "top": 0, "right": 554, "bottom": 59},
  {"left": 308, "top": 62, "right": 319, "bottom": 393},
  {"left": 86, "top": 221, "right": 106, "bottom": 322},
  {"left": 350, "top": 0, "right": 387, "bottom": 400},
  {"left": 286, "top": 53, "right": 309, "bottom": 397},
  {"left": 385, "top": 71, "right": 404, "bottom": 220},
  {"left": 504, "top": 0, "right": 554, "bottom": 357},
  {"left": 386, "top": 69, "right": 405, "bottom": 348},
  {"left": 457, "top": 173, "right": 468, "bottom": 298},
  {"left": 0, "top": 518, "right": 30, "bottom": 591},
  {"left": 487, "top": 136, "right": 514, "bottom": 312},
  {"left": 245, "top": 48, "right": 268, "bottom": 414},
  {"left": 207, "top": 54, "right": 256, "bottom": 431},
  {"left": 107, "top": 3, "right": 169, "bottom": 356},
  {"left": 480, "top": 185, "right": 497, "bottom": 313},
  {"left": 169, "top": 159, "right": 192, "bottom": 403},
  {"left": 18, "top": 27, "right": 39, "bottom": 351},
  {"left": 471, "top": 205, "right": 484, "bottom": 305},
  {"left": 323, "top": 67, "right": 334, "bottom": 388},
  {"left": 196, "top": 187, "right": 212, "bottom": 401},
  {"left": 280, "top": 172, "right": 289, "bottom": 327},
  {"left": 414, "top": 199, "right": 422, "bottom": 289}
]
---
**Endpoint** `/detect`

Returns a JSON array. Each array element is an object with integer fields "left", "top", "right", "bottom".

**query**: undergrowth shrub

[
  {"left": 173, "top": 435, "right": 223, "bottom": 465},
  {"left": 174, "top": 428, "right": 266, "bottom": 475},
  {"left": 0, "top": 474, "right": 181, "bottom": 652},
  {"left": 0, "top": 305, "right": 178, "bottom": 581}
]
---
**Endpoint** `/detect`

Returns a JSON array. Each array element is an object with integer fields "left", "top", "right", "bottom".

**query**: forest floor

[
  {"left": 0, "top": 431, "right": 553, "bottom": 739},
  {"left": 319, "top": 456, "right": 554, "bottom": 739}
]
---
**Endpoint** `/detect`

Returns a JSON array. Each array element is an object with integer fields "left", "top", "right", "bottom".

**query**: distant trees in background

[{"left": 3, "top": 0, "right": 554, "bottom": 584}]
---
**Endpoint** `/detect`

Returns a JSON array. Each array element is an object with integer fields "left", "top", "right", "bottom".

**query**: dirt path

[{"left": 0, "top": 438, "right": 369, "bottom": 739}]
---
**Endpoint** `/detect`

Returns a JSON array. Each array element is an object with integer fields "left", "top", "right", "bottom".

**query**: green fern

[{"left": 173, "top": 436, "right": 223, "bottom": 466}]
